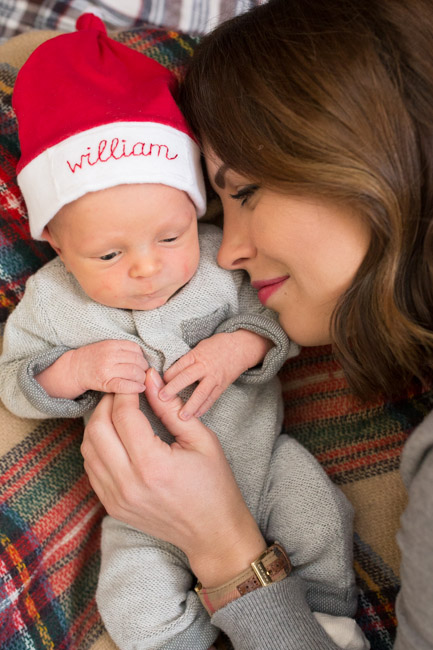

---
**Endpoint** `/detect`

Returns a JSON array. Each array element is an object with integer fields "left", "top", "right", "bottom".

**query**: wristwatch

[{"left": 195, "top": 542, "right": 292, "bottom": 615}]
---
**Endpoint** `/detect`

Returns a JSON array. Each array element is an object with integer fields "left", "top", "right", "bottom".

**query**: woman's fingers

[
  {"left": 111, "top": 391, "right": 170, "bottom": 461},
  {"left": 81, "top": 394, "right": 131, "bottom": 507}
]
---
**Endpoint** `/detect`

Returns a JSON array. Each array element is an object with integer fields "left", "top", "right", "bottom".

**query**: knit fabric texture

[{"left": 1, "top": 22, "right": 433, "bottom": 650}]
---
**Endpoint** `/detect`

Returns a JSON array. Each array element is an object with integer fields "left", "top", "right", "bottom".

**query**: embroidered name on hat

[
  {"left": 16, "top": 120, "right": 206, "bottom": 239},
  {"left": 67, "top": 137, "right": 178, "bottom": 173}
]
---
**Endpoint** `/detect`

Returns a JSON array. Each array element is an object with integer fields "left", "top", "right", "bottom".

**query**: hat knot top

[
  {"left": 13, "top": 14, "right": 206, "bottom": 239},
  {"left": 75, "top": 12, "right": 107, "bottom": 32}
]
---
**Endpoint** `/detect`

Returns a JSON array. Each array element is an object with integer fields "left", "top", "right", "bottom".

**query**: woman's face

[{"left": 205, "top": 150, "right": 371, "bottom": 346}]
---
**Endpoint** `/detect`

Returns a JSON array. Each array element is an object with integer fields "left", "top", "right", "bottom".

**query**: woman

[{"left": 81, "top": 0, "right": 433, "bottom": 648}]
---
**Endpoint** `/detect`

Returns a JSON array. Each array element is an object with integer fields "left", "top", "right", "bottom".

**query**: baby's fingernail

[
  {"left": 179, "top": 410, "right": 191, "bottom": 421},
  {"left": 159, "top": 390, "right": 168, "bottom": 401}
]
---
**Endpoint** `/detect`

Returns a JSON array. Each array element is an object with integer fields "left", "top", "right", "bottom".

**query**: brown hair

[{"left": 181, "top": 0, "right": 433, "bottom": 399}]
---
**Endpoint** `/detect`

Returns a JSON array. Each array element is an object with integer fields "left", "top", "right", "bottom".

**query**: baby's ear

[{"left": 41, "top": 225, "right": 62, "bottom": 257}]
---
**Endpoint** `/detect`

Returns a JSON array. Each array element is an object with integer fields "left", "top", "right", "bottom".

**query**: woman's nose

[{"left": 217, "top": 216, "right": 256, "bottom": 270}]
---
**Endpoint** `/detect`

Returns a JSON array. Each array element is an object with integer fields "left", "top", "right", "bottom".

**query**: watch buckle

[{"left": 251, "top": 552, "right": 273, "bottom": 586}]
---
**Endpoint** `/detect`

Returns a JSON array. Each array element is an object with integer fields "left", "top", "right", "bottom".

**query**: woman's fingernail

[
  {"left": 179, "top": 410, "right": 191, "bottom": 421},
  {"left": 159, "top": 390, "right": 168, "bottom": 401},
  {"left": 149, "top": 368, "right": 164, "bottom": 388}
]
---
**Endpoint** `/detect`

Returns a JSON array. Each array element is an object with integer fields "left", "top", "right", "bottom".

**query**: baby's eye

[
  {"left": 100, "top": 251, "right": 120, "bottom": 261},
  {"left": 161, "top": 236, "right": 178, "bottom": 243},
  {"left": 230, "top": 184, "right": 259, "bottom": 207}
]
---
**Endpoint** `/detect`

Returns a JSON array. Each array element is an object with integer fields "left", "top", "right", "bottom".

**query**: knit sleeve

[
  {"left": 394, "top": 411, "right": 433, "bottom": 650},
  {"left": 212, "top": 576, "right": 343, "bottom": 650},
  {"left": 214, "top": 269, "right": 299, "bottom": 384},
  {"left": 17, "top": 345, "right": 100, "bottom": 418},
  {"left": 0, "top": 270, "right": 98, "bottom": 418}
]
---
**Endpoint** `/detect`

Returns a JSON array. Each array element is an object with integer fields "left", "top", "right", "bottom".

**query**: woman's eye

[
  {"left": 100, "top": 251, "right": 120, "bottom": 261},
  {"left": 230, "top": 184, "right": 259, "bottom": 206}
]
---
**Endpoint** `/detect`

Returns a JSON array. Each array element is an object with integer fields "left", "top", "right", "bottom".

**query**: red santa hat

[{"left": 13, "top": 13, "right": 206, "bottom": 240}]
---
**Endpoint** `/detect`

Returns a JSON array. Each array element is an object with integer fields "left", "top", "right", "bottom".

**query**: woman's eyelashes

[{"left": 230, "top": 184, "right": 259, "bottom": 206}]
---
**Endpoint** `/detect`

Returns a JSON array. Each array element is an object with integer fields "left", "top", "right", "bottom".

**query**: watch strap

[{"left": 195, "top": 542, "right": 292, "bottom": 615}]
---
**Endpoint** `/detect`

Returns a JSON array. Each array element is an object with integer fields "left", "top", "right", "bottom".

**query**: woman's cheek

[{"left": 276, "top": 287, "right": 334, "bottom": 346}]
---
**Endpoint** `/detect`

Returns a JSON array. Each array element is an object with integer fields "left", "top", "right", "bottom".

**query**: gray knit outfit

[
  {"left": 394, "top": 410, "right": 433, "bottom": 650},
  {"left": 0, "top": 224, "right": 359, "bottom": 650}
]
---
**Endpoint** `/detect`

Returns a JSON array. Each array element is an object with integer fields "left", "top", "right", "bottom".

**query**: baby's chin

[
  {"left": 96, "top": 292, "right": 174, "bottom": 311},
  {"left": 86, "top": 280, "right": 191, "bottom": 311}
]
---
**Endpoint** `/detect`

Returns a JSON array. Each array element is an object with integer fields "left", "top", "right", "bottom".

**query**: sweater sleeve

[
  {"left": 394, "top": 410, "right": 433, "bottom": 650},
  {"left": 17, "top": 344, "right": 100, "bottom": 418},
  {"left": 0, "top": 273, "right": 99, "bottom": 418},
  {"left": 215, "top": 269, "right": 299, "bottom": 383},
  {"left": 212, "top": 576, "right": 343, "bottom": 650}
]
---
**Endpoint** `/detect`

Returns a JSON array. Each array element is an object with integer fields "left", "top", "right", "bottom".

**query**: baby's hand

[
  {"left": 36, "top": 340, "right": 148, "bottom": 399},
  {"left": 161, "top": 330, "right": 272, "bottom": 420},
  {"left": 70, "top": 340, "right": 148, "bottom": 395}
]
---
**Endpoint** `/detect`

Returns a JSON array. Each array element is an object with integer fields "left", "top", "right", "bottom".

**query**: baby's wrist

[
  {"left": 36, "top": 349, "right": 85, "bottom": 399},
  {"left": 231, "top": 329, "right": 272, "bottom": 368},
  {"left": 68, "top": 347, "right": 90, "bottom": 393}
]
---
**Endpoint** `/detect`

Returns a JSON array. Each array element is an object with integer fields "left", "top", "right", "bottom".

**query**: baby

[{"left": 0, "top": 15, "right": 369, "bottom": 650}]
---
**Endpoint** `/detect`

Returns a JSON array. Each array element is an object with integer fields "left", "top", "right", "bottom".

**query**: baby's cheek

[
  {"left": 183, "top": 261, "right": 194, "bottom": 281},
  {"left": 86, "top": 280, "right": 120, "bottom": 306},
  {"left": 183, "top": 250, "right": 200, "bottom": 282}
]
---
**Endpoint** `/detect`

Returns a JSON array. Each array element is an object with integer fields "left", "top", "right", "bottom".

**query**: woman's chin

[{"left": 278, "top": 315, "right": 332, "bottom": 348}]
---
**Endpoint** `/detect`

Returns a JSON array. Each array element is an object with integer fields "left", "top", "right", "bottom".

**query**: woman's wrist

[
  {"left": 188, "top": 512, "right": 267, "bottom": 588},
  {"left": 195, "top": 542, "right": 292, "bottom": 614}
]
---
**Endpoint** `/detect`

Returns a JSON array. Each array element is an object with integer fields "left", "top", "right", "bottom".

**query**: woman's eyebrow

[{"left": 214, "top": 164, "right": 228, "bottom": 189}]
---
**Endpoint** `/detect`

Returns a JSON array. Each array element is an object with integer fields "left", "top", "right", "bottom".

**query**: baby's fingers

[
  {"left": 178, "top": 378, "right": 220, "bottom": 421},
  {"left": 105, "top": 377, "right": 146, "bottom": 394},
  {"left": 163, "top": 352, "right": 195, "bottom": 382},
  {"left": 193, "top": 387, "right": 224, "bottom": 418},
  {"left": 104, "top": 363, "right": 147, "bottom": 394},
  {"left": 116, "top": 348, "right": 149, "bottom": 371},
  {"left": 160, "top": 362, "right": 203, "bottom": 401}
]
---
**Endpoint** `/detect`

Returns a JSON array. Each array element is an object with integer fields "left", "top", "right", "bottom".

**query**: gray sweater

[
  {"left": 394, "top": 410, "right": 433, "bottom": 650},
  {"left": 0, "top": 224, "right": 291, "bottom": 423},
  {"left": 0, "top": 223, "right": 359, "bottom": 649}
]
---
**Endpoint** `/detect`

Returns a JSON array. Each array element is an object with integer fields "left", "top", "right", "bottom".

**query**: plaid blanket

[
  {"left": 0, "top": 0, "right": 263, "bottom": 43},
  {"left": 0, "top": 23, "right": 432, "bottom": 650}
]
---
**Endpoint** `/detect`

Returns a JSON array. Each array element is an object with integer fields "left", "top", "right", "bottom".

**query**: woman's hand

[{"left": 81, "top": 368, "right": 266, "bottom": 587}]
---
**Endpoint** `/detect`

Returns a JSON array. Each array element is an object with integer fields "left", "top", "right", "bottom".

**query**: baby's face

[{"left": 45, "top": 184, "right": 200, "bottom": 310}]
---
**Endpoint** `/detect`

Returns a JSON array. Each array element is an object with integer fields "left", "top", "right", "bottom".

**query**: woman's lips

[{"left": 251, "top": 276, "right": 289, "bottom": 305}]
